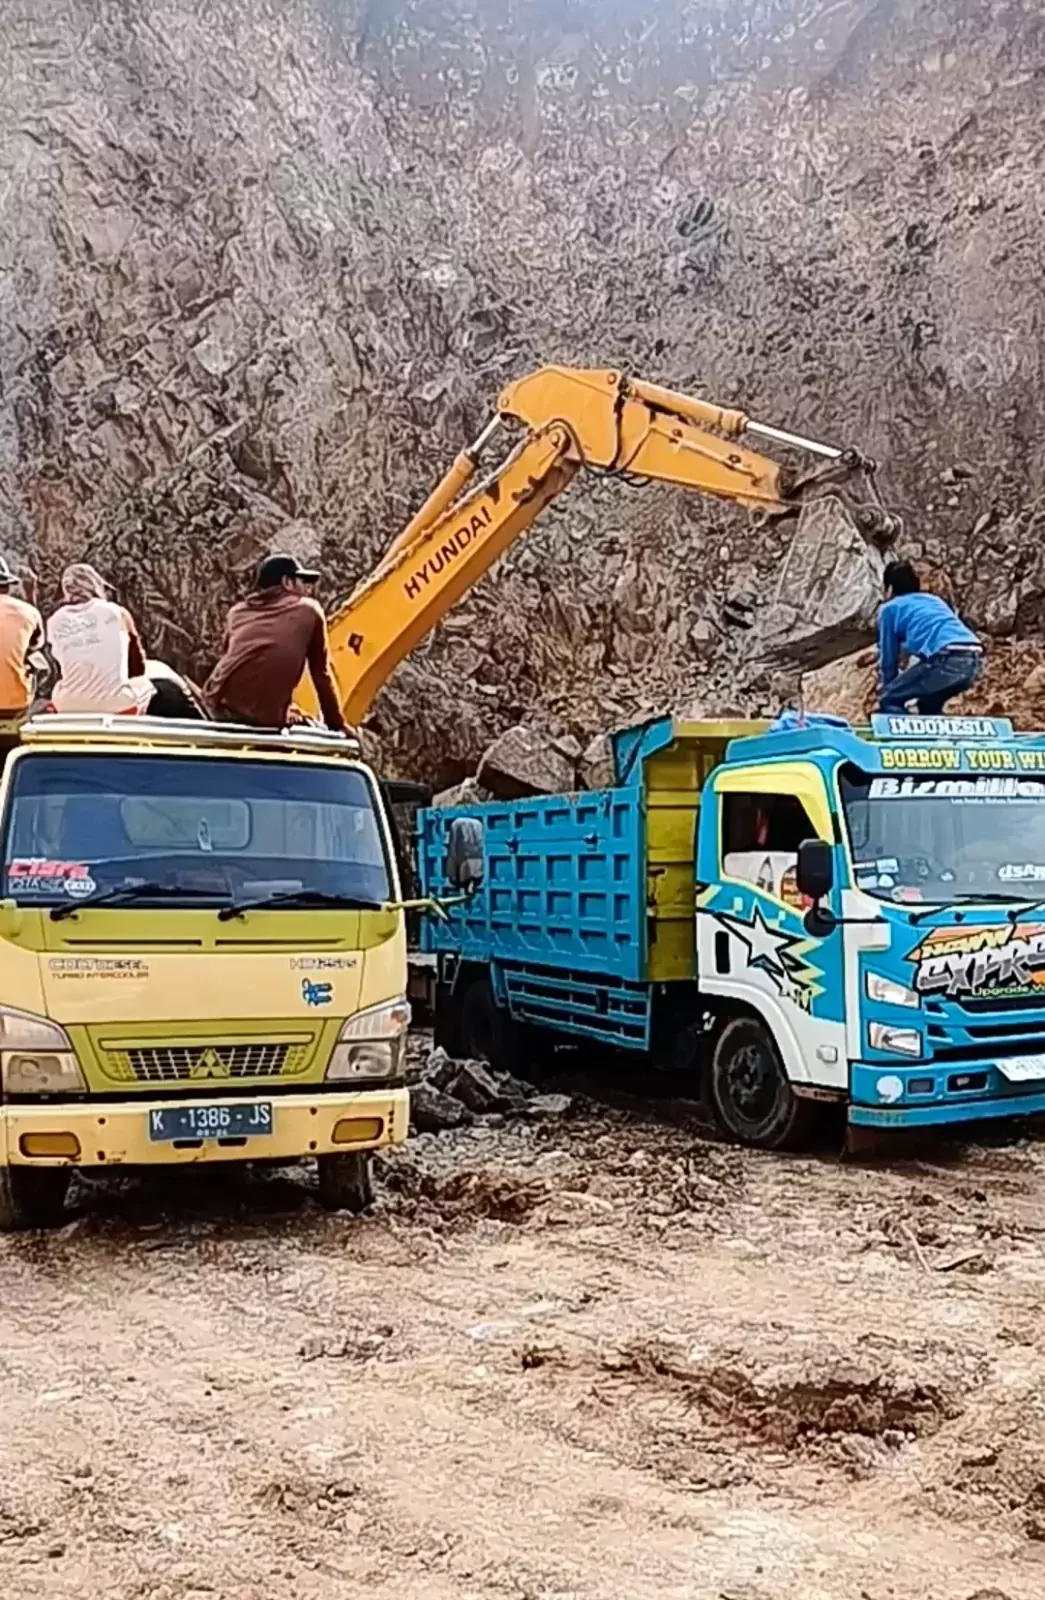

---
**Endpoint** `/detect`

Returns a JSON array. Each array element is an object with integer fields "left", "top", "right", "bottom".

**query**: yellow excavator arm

[{"left": 302, "top": 366, "right": 897, "bottom": 726}]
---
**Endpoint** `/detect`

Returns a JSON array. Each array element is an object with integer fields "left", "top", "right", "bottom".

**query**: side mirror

[
  {"left": 796, "top": 838, "right": 834, "bottom": 903},
  {"left": 446, "top": 817, "right": 484, "bottom": 891},
  {"left": 797, "top": 839, "right": 837, "bottom": 937},
  {"left": 0, "top": 899, "right": 24, "bottom": 940}
]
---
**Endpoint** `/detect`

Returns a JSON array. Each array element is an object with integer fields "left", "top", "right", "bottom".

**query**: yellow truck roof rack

[{"left": 18, "top": 715, "right": 363, "bottom": 759}]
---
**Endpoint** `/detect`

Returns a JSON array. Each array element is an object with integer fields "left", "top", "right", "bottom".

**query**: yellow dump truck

[{"left": 0, "top": 714, "right": 410, "bottom": 1228}]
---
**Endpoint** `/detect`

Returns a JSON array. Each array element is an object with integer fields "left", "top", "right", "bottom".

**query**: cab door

[{"left": 695, "top": 761, "right": 848, "bottom": 1091}]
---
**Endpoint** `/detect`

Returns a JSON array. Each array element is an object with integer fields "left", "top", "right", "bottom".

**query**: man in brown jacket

[{"left": 204, "top": 555, "right": 347, "bottom": 732}]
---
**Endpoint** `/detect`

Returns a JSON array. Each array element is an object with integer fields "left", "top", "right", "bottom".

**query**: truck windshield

[
  {"left": 1, "top": 754, "right": 392, "bottom": 910},
  {"left": 840, "top": 766, "right": 1045, "bottom": 905}
]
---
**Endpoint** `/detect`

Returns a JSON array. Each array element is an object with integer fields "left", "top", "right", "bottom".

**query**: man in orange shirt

[{"left": 0, "top": 558, "right": 43, "bottom": 721}]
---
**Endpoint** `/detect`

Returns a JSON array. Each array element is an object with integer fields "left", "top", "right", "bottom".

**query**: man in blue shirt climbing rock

[{"left": 877, "top": 560, "right": 983, "bottom": 715}]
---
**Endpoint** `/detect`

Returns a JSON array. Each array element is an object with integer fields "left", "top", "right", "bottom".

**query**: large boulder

[
  {"left": 579, "top": 731, "right": 616, "bottom": 790},
  {"left": 752, "top": 501, "right": 885, "bottom": 672},
  {"left": 802, "top": 646, "right": 877, "bottom": 723},
  {"left": 477, "top": 724, "right": 576, "bottom": 799},
  {"left": 410, "top": 1082, "right": 473, "bottom": 1134},
  {"left": 430, "top": 776, "right": 492, "bottom": 809}
]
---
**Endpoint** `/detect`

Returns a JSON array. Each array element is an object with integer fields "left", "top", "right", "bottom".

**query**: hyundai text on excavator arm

[{"left": 303, "top": 366, "right": 899, "bottom": 725}]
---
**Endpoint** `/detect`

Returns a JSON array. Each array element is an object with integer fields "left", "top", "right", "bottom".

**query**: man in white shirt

[{"left": 47, "top": 564, "right": 154, "bottom": 715}]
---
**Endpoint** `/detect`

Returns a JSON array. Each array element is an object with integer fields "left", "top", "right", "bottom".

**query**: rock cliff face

[{"left": 2, "top": 0, "right": 1044, "bottom": 776}]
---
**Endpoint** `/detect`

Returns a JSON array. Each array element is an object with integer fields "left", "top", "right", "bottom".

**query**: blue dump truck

[{"left": 417, "top": 712, "right": 1045, "bottom": 1148}]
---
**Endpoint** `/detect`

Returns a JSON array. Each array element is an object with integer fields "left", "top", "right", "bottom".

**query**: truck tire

[
  {"left": 316, "top": 1152, "right": 374, "bottom": 1215},
  {"left": 0, "top": 1165, "right": 71, "bottom": 1231},
  {"left": 707, "top": 1016, "right": 814, "bottom": 1151},
  {"left": 460, "top": 977, "right": 532, "bottom": 1077}
]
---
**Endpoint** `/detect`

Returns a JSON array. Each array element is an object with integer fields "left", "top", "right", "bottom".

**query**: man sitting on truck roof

[
  {"left": 203, "top": 554, "right": 347, "bottom": 733},
  {"left": 0, "top": 558, "right": 43, "bottom": 725},
  {"left": 877, "top": 560, "right": 983, "bottom": 716},
  {"left": 47, "top": 564, "right": 154, "bottom": 717}
]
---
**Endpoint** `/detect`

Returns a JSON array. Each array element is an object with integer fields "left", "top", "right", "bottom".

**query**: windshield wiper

[
  {"left": 50, "top": 884, "right": 229, "bottom": 921},
  {"left": 1006, "top": 899, "right": 1045, "bottom": 926},
  {"left": 908, "top": 892, "right": 1033, "bottom": 926},
  {"left": 217, "top": 889, "right": 384, "bottom": 922}
]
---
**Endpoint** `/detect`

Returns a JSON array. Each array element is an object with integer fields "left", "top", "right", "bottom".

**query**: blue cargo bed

[{"left": 418, "top": 788, "right": 647, "bottom": 982}]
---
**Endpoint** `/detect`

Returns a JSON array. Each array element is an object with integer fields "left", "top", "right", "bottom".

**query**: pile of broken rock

[{"left": 409, "top": 1046, "right": 573, "bottom": 1134}]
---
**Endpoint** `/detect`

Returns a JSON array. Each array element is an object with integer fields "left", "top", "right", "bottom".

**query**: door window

[{"left": 721, "top": 791, "right": 820, "bottom": 902}]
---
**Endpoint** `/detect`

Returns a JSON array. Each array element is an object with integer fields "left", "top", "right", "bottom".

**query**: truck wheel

[
  {"left": 460, "top": 977, "right": 532, "bottom": 1077},
  {"left": 0, "top": 1165, "right": 71, "bottom": 1231},
  {"left": 316, "top": 1152, "right": 374, "bottom": 1215},
  {"left": 707, "top": 1016, "right": 813, "bottom": 1150}
]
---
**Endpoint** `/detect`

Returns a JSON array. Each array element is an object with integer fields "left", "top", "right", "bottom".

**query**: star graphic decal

[{"left": 717, "top": 905, "right": 811, "bottom": 992}]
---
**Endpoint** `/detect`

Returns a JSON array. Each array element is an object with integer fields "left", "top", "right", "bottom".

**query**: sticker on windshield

[
  {"left": 998, "top": 863, "right": 1045, "bottom": 882},
  {"left": 7, "top": 859, "right": 94, "bottom": 896},
  {"left": 869, "top": 776, "right": 1045, "bottom": 802},
  {"left": 63, "top": 873, "right": 97, "bottom": 901},
  {"left": 778, "top": 867, "right": 811, "bottom": 911}
]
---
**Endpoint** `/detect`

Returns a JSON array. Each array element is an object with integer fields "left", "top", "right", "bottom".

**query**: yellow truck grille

[{"left": 98, "top": 1037, "right": 315, "bottom": 1085}]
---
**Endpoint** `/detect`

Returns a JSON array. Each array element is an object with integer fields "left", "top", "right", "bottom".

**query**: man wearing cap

[
  {"left": 0, "top": 557, "right": 44, "bottom": 724},
  {"left": 204, "top": 554, "right": 347, "bottom": 732}
]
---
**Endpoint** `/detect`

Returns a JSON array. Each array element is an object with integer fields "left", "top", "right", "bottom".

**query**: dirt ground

[{"left": 1, "top": 1073, "right": 1043, "bottom": 1600}]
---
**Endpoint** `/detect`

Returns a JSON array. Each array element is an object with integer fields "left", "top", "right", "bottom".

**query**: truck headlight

[
  {"left": 868, "top": 1021, "right": 922, "bottom": 1058},
  {"left": 325, "top": 996, "right": 411, "bottom": 1082},
  {"left": 865, "top": 972, "right": 920, "bottom": 1009},
  {"left": 0, "top": 1006, "right": 85, "bottom": 1094}
]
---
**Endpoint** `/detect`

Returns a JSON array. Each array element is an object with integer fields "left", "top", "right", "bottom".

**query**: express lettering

[
  {"left": 403, "top": 506, "right": 493, "bottom": 602},
  {"left": 911, "top": 923, "right": 1045, "bottom": 996}
]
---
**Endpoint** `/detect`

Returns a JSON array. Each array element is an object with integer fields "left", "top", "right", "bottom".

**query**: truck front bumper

[
  {"left": 0, "top": 1088, "right": 409, "bottom": 1168},
  {"left": 849, "top": 1060, "right": 1045, "bottom": 1129}
]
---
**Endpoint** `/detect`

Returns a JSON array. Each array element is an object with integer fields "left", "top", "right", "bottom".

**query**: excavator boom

[
  {"left": 303, "top": 366, "right": 897, "bottom": 726},
  {"left": 324, "top": 425, "right": 579, "bottom": 726}
]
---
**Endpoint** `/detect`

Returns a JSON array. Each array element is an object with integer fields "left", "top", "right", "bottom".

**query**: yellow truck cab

[{"left": 0, "top": 714, "right": 410, "bottom": 1228}]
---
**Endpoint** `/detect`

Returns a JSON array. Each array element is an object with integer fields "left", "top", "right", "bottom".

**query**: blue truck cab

[{"left": 418, "top": 712, "right": 1045, "bottom": 1148}]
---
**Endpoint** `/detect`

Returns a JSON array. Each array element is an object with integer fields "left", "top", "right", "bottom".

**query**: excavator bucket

[
  {"left": 744, "top": 444, "right": 902, "bottom": 671},
  {"left": 755, "top": 493, "right": 891, "bottom": 672}
]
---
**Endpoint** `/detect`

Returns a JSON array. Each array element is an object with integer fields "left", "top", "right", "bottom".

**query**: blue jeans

[{"left": 879, "top": 650, "right": 983, "bottom": 715}]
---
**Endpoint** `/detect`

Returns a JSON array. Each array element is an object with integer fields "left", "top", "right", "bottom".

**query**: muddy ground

[{"left": 0, "top": 1071, "right": 1043, "bottom": 1600}]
